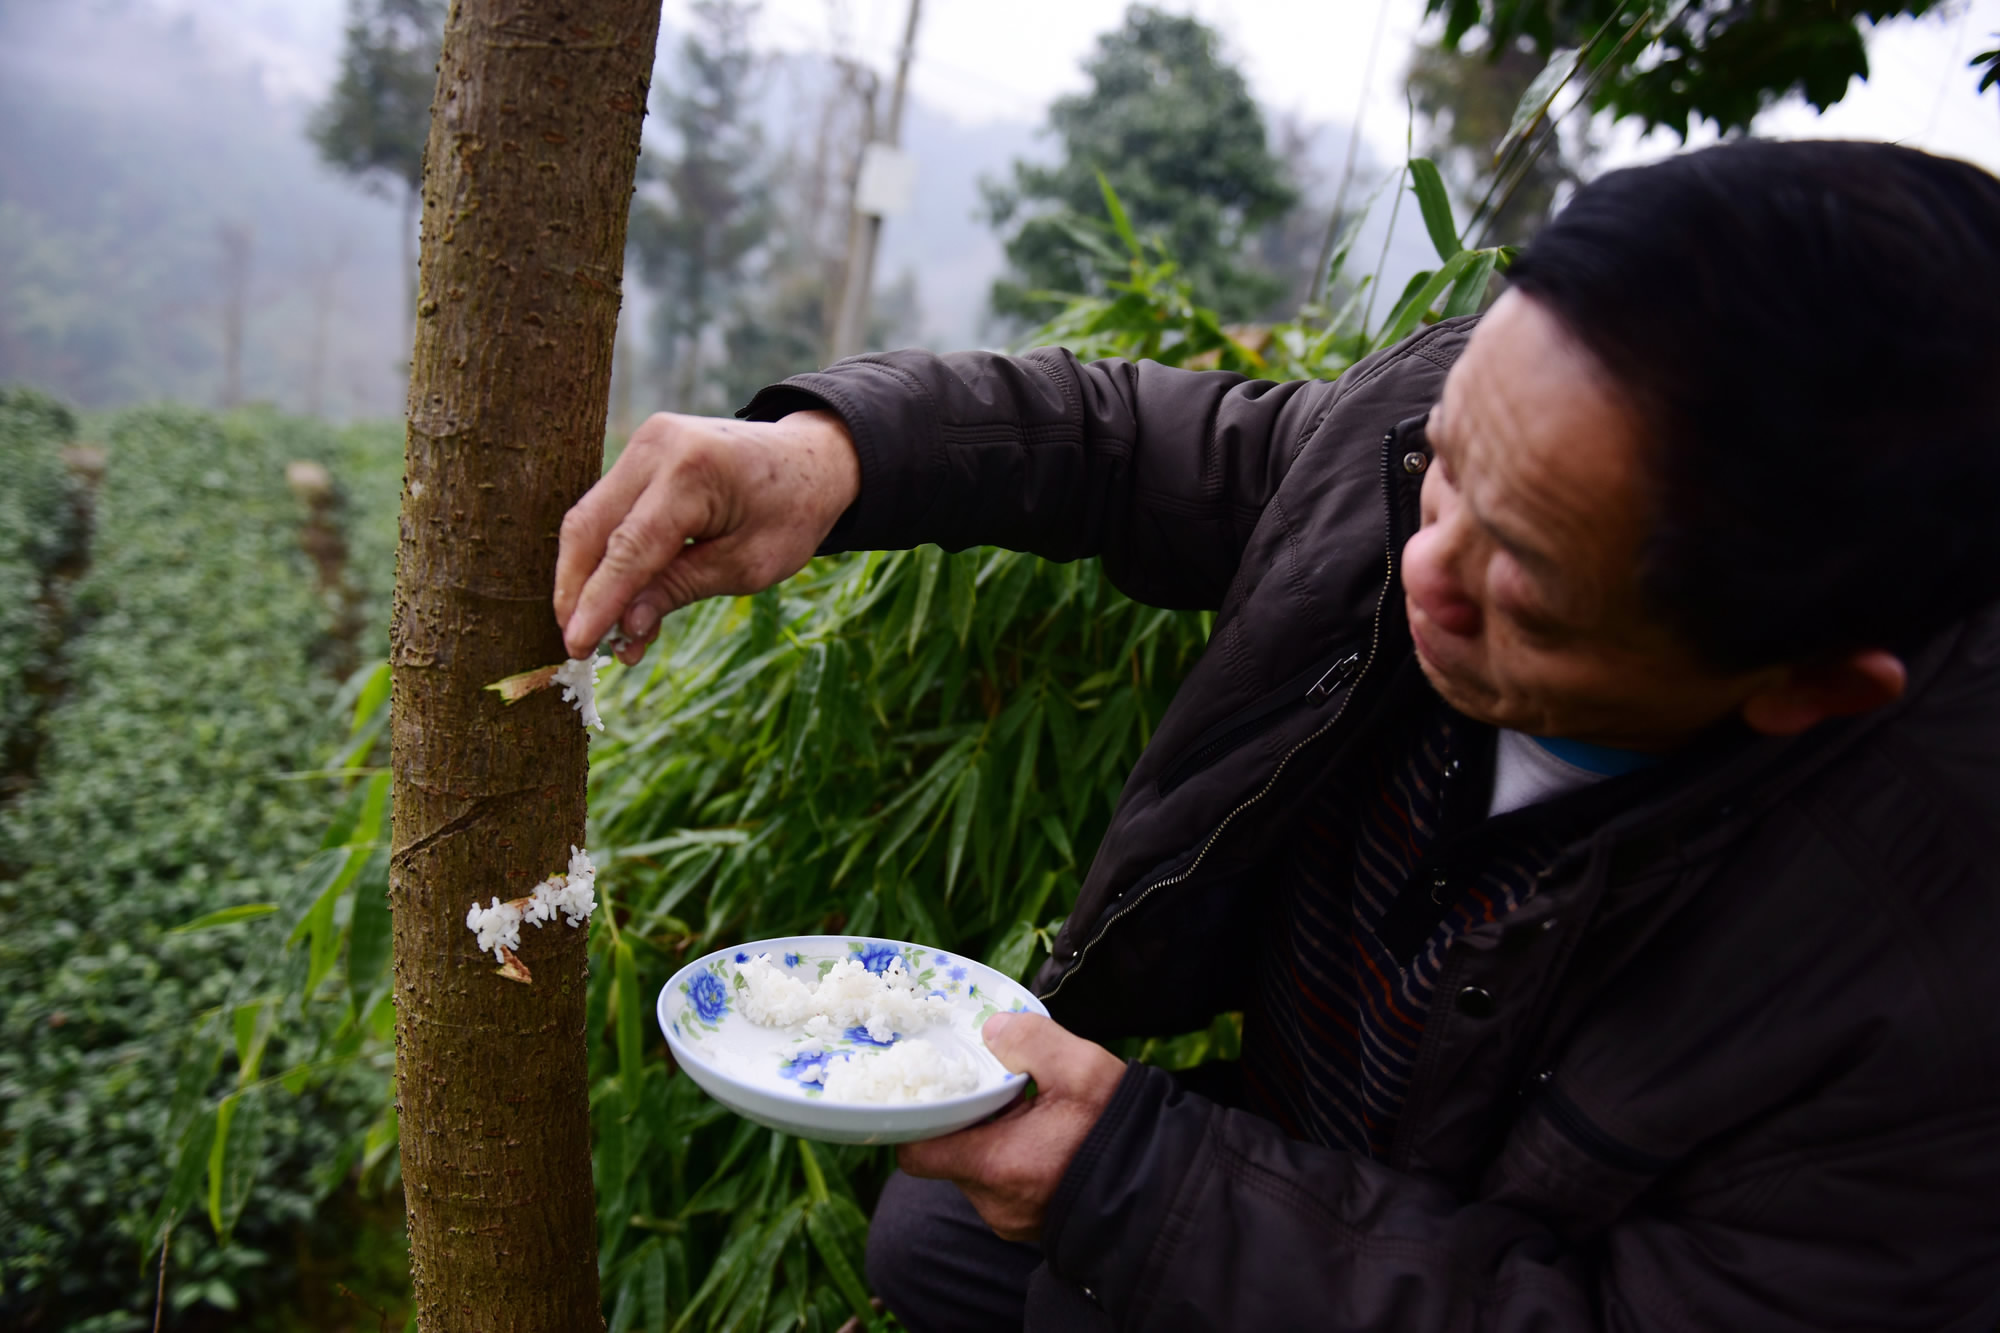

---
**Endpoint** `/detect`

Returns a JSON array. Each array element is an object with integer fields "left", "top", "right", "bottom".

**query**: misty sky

[
  {"left": 149, "top": 0, "right": 2000, "bottom": 175},
  {"left": 10, "top": 0, "right": 1996, "bottom": 418}
]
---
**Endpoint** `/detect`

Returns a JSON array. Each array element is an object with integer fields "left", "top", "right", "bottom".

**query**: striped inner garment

[{"left": 1241, "top": 698, "right": 1562, "bottom": 1159}]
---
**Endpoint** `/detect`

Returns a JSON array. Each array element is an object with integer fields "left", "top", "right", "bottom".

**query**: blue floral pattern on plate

[
  {"left": 778, "top": 1047, "right": 845, "bottom": 1092},
  {"left": 683, "top": 969, "right": 728, "bottom": 1028},
  {"left": 852, "top": 941, "right": 902, "bottom": 974}
]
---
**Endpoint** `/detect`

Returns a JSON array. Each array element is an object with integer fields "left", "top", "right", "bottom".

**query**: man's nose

[{"left": 1403, "top": 524, "right": 1482, "bottom": 637}]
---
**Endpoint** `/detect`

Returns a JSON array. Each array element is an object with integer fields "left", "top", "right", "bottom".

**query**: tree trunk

[{"left": 388, "top": 3, "right": 660, "bottom": 1329}]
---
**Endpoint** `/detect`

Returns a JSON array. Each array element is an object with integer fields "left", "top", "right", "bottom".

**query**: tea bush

[
  {"left": 0, "top": 387, "right": 87, "bottom": 775},
  {"left": 0, "top": 404, "right": 402, "bottom": 1330}
]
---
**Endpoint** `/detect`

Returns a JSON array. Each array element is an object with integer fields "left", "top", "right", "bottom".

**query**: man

[{"left": 555, "top": 141, "right": 2000, "bottom": 1329}]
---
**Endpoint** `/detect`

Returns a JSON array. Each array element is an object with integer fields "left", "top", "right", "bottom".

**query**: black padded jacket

[{"left": 741, "top": 319, "right": 2000, "bottom": 1331}]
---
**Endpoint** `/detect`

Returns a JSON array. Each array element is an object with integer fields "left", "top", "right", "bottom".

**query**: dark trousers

[{"left": 866, "top": 1172, "right": 1114, "bottom": 1333}]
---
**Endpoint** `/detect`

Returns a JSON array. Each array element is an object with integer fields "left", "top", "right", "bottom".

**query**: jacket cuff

[
  {"left": 1041, "top": 1061, "right": 1208, "bottom": 1314},
  {"left": 737, "top": 358, "right": 944, "bottom": 555}
]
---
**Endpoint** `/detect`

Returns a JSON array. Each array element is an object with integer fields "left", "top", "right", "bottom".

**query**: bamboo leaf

[
  {"left": 1500, "top": 46, "right": 1579, "bottom": 165},
  {"left": 1380, "top": 250, "right": 1477, "bottom": 347},
  {"left": 987, "top": 919, "right": 1039, "bottom": 980},
  {"left": 668, "top": 1217, "right": 761, "bottom": 1333},
  {"left": 217, "top": 1090, "right": 264, "bottom": 1239},
  {"left": 608, "top": 1272, "right": 640, "bottom": 1333},
  {"left": 349, "top": 769, "right": 391, "bottom": 846},
  {"left": 716, "top": 1205, "right": 803, "bottom": 1333},
  {"left": 346, "top": 867, "right": 392, "bottom": 1017},
  {"left": 907, "top": 546, "right": 943, "bottom": 656},
  {"left": 1037, "top": 813, "right": 1075, "bottom": 867},
  {"left": 804, "top": 1198, "right": 874, "bottom": 1326},
  {"left": 146, "top": 1106, "right": 216, "bottom": 1261},
  {"left": 169, "top": 902, "right": 277, "bottom": 933},
  {"left": 231, "top": 1001, "right": 264, "bottom": 1082},
  {"left": 875, "top": 736, "right": 974, "bottom": 868},
  {"left": 946, "top": 550, "right": 977, "bottom": 646},
  {"left": 642, "top": 1238, "right": 668, "bottom": 1333},
  {"left": 1095, "top": 170, "right": 1143, "bottom": 258},
  {"left": 782, "top": 642, "right": 827, "bottom": 778},
  {"left": 944, "top": 761, "right": 980, "bottom": 897},
  {"left": 1409, "top": 158, "right": 1462, "bottom": 262},
  {"left": 284, "top": 846, "right": 358, "bottom": 948},
  {"left": 206, "top": 1089, "right": 263, "bottom": 1240},
  {"left": 347, "top": 659, "right": 391, "bottom": 737},
  {"left": 796, "top": 1139, "right": 830, "bottom": 1205},
  {"left": 1442, "top": 249, "right": 1501, "bottom": 320},
  {"left": 616, "top": 938, "right": 644, "bottom": 1114}
]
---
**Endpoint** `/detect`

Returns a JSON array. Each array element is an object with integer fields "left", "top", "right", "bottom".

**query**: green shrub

[
  {"left": 0, "top": 386, "right": 86, "bottom": 776},
  {"left": 0, "top": 406, "right": 401, "bottom": 1329}
]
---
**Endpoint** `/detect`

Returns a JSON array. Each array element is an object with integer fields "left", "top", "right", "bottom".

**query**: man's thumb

[{"left": 980, "top": 1011, "right": 1053, "bottom": 1074}]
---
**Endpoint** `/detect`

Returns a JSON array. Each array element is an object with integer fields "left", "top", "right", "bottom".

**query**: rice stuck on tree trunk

[{"left": 389, "top": 2, "right": 661, "bottom": 1327}]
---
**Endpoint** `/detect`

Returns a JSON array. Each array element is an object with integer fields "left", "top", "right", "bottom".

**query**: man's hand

[
  {"left": 554, "top": 409, "right": 860, "bottom": 663},
  {"left": 898, "top": 1012, "right": 1127, "bottom": 1243}
]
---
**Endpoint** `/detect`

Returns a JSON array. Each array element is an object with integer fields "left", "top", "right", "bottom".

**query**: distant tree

[
  {"left": 983, "top": 5, "right": 1298, "bottom": 326},
  {"left": 1427, "top": 0, "right": 1951, "bottom": 138},
  {"left": 627, "top": 0, "right": 771, "bottom": 413},
  {"left": 309, "top": 0, "right": 447, "bottom": 350}
]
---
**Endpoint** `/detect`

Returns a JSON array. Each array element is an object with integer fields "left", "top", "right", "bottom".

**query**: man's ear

[{"left": 1739, "top": 649, "right": 1907, "bottom": 737}]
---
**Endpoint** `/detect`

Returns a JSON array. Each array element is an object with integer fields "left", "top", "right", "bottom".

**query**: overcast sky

[{"left": 149, "top": 0, "right": 1999, "bottom": 178}]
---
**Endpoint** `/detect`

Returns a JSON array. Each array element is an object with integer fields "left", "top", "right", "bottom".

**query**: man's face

[{"left": 1404, "top": 291, "right": 1764, "bottom": 749}]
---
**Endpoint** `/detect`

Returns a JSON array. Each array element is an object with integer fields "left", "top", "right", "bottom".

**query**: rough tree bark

[{"left": 389, "top": 2, "right": 660, "bottom": 1328}]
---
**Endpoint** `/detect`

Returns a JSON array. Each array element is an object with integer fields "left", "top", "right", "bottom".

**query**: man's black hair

[{"left": 1506, "top": 139, "right": 2000, "bottom": 673}]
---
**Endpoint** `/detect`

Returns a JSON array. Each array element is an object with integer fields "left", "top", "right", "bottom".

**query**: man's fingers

[
  {"left": 552, "top": 455, "right": 654, "bottom": 635},
  {"left": 612, "top": 587, "right": 675, "bottom": 665},
  {"left": 897, "top": 1110, "right": 1014, "bottom": 1181},
  {"left": 562, "top": 479, "right": 714, "bottom": 658}
]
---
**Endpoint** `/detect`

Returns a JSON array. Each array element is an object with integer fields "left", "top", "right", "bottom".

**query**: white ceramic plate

[{"left": 656, "top": 935, "right": 1046, "bottom": 1145}]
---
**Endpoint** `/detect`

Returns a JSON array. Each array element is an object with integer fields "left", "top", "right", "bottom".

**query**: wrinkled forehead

[{"left": 1434, "top": 294, "right": 1656, "bottom": 594}]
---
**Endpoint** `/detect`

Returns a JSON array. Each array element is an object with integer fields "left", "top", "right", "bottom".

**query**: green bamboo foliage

[{"left": 581, "top": 550, "right": 1210, "bottom": 1329}]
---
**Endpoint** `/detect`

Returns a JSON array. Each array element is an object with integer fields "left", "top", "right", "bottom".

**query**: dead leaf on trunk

[
  {"left": 495, "top": 946, "right": 533, "bottom": 984},
  {"left": 485, "top": 663, "right": 562, "bottom": 704}
]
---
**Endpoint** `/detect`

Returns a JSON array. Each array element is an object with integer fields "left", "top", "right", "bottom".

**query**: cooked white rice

[
  {"left": 738, "top": 954, "right": 952, "bottom": 1043},
  {"left": 818, "top": 1040, "right": 979, "bottom": 1104},
  {"left": 553, "top": 656, "right": 609, "bottom": 731},
  {"left": 465, "top": 896, "right": 523, "bottom": 958},
  {"left": 465, "top": 845, "right": 598, "bottom": 963},
  {"left": 736, "top": 952, "right": 981, "bottom": 1102}
]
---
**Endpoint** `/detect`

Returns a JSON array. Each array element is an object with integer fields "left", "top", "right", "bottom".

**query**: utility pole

[{"left": 828, "top": 0, "right": 920, "bottom": 361}]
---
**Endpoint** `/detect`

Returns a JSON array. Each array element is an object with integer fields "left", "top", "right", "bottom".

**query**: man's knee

[
  {"left": 864, "top": 1171, "right": 938, "bottom": 1302},
  {"left": 867, "top": 1171, "right": 1041, "bottom": 1333}
]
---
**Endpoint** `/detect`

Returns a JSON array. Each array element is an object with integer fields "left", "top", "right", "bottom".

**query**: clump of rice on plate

[{"left": 736, "top": 952, "right": 979, "bottom": 1103}]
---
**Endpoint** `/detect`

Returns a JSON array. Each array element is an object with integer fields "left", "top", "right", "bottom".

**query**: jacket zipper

[
  {"left": 1155, "top": 647, "right": 1363, "bottom": 795},
  {"left": 1538, "top": 1084, "right": 1676, "bottom": 1176},
  {"left": 1045, "top": 430, "right": 1404, "bottom": 1002}
]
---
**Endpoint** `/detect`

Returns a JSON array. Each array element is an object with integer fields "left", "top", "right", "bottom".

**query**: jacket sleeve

[
  {"left": 737, "top": 347, "right": 1333, "bottom": 612},
  {"left": 1042, "top": 1064, "right": 1602, "bottom": 1331}
]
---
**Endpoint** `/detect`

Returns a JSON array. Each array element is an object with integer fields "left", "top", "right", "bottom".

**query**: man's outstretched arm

[{"left": 556, "top": 346, "right": 1330, "bottom": 659}]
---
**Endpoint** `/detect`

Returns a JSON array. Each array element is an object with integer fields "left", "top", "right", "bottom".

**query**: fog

[{"left": 0, "top": 0, "right": 1420, "bottom": 421}]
